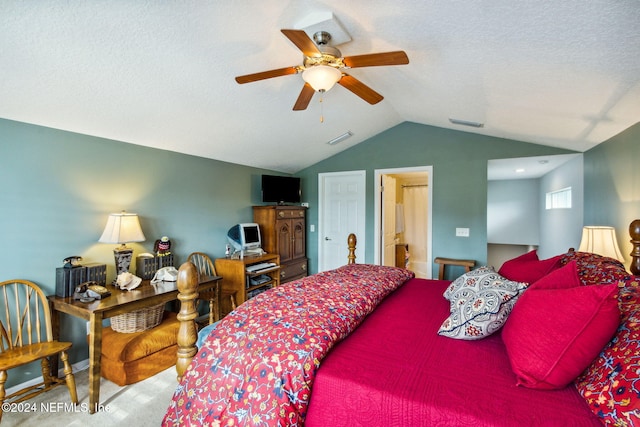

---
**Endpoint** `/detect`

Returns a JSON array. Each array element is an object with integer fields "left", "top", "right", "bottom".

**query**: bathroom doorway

[{"left": 374, "top": 166, "right": 433, "bottom": 279}]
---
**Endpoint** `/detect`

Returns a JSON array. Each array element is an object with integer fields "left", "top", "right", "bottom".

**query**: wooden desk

[
  {"left": 48, "top": 276, "right": 221, "bottom": 413},
  {"left": 214, "top": 253, "right": 280, "bottom": 306}
]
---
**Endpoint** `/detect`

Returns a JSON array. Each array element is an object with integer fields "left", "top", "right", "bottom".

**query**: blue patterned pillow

[{"left": 438, "top": 267, "right": 528, "bottom": 340}]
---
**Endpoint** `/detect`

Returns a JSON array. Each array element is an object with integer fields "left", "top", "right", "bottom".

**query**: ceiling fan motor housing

[
  {"left": 303, "top": 47, "right": 344, "bottom": 69},
  {"left": 300, "top": 31, "right": 344, "bottom": 69}
]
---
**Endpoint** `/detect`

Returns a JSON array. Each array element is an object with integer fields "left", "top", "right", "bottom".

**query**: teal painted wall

[
  {"left": 297, "top": 122, "right": 576, "bottom": 278},
  {"left": 584, "top": 121, "right": 640, "bottom": 266},
  {"left": 0, "top": 118, "right": 277, "bottom": 387}
]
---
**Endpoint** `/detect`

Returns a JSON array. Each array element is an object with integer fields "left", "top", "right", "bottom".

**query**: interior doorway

[{"left": 374, "top": 166, "right": 433, "bottom": 279}]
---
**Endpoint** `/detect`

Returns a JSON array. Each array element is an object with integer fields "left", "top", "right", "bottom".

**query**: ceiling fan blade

[
  {"left": 293, "top": 83, "right": 315, "bottom": 111},
  {"left": 343, "top": 51, "right": 409, "bottom": 68},
  {"left": 235, "top": 66, "right": 298, "bottom": 84},
  {"left": 338, "top": 74, "right": 384, "bottom": 105},
  {"left": 281, "top": 29, "right": 321, "bottom": 57}
]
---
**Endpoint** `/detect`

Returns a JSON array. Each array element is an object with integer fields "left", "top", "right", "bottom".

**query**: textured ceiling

[{"left": 1, "top": 1, "right": 639, "bottom": 173}]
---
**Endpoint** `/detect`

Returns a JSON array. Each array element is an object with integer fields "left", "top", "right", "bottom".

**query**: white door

[{"left": 318, "top": 171, "right": 366, "bottom": 271}]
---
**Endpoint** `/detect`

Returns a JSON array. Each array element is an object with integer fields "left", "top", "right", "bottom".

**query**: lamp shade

[
  {"left": 99, "top": 211, "right": 145, "bottom": 244},
  {"left": 302, "top": 65, "right": 342, "bottom": 92},
  {"left": 577, "top": 226, "right": 624, "bottom": 262}
]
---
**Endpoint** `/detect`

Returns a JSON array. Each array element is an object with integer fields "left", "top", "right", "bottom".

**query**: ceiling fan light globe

[{"left": 302, "top": 65, "right": 342, "bottom": 92}]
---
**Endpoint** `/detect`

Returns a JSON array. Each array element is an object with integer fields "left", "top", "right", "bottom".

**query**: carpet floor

[{"left": 2, "top": 366, "right": 178, "bottom": 426}]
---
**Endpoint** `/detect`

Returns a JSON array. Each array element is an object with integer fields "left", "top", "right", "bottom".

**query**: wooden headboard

[{"left": 630, "top": 219, "right": 640, "bottom": 275}]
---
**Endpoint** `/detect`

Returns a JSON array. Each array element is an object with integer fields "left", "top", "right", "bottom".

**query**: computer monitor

[{"left": 227, "top": 223, "right": 262, "bottom": 255}]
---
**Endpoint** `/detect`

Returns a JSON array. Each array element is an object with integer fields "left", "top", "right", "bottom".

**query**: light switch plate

[{"left": 456, "top": 228, "right": 470, "bottom": 237}]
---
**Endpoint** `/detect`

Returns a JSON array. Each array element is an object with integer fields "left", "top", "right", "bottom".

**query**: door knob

[{"left": 325, "top": 237, "right": 332, "bottom": 241}]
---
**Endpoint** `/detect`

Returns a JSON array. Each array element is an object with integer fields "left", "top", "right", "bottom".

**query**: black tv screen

[{"left": 261, "top": 175, "right": 301, "bottom": 204}]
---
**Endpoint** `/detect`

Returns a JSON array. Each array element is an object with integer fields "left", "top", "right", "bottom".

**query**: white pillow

[{"left": 438, "top": 267, "right": 528, "bottom": 340}]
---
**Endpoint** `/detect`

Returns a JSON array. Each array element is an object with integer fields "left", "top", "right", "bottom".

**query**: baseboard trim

[{"left": 5, "top": 358, "right": 90, "bottom": 397}]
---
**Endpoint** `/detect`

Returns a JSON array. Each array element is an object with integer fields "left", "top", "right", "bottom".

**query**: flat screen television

[
  {"left": 261, "top": 175, "right": 301, "bottom": 205},
  {"left": 227, "top": 223, "right": 262, "bottom": 252}
]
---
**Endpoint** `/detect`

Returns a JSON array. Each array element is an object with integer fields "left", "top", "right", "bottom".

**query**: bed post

[
  {"left": 348, "top": 233, "right": 357, "bottom": 264},
  {"left": 630, "top": 219, "right": 640, "bottom": 275},
  {"left": 176, "top": 261, "right": 199, "bottom": 381}
]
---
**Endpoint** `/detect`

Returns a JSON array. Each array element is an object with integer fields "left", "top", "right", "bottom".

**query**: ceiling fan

[{"left": 235, "top": 29, "right": 409, "bottom": 111}]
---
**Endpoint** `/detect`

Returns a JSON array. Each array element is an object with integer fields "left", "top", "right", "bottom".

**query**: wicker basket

[{"left": 110, "top": 303, "right": 164, "bottom": 333}]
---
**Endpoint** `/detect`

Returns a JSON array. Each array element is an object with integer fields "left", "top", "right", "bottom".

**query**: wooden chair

[
  {"left": 187, "top": 253, "right": 236, "bottom": 324},
  {"left": 0, "top": 280, "right": 77, "bottom": 422}
]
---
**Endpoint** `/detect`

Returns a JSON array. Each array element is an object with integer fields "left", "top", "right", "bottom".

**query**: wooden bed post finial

[
  {"left": 176, "top": 261, "right": 199, "bottom": 381},
  {"left": 347, "top": 233, "right": 357, "bottom": 264},
  {"left": 630, "top": 219, "right": 640, "bottom": 275}
]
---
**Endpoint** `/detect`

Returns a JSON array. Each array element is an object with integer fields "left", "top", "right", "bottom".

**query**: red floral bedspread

[{"left": 162, "top": 264, "right": 414, "bottom": 426}]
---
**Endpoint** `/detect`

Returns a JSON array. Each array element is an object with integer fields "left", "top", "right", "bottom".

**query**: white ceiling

[{"left": 2, "top": 1, "right": 639, "bottom": 174}]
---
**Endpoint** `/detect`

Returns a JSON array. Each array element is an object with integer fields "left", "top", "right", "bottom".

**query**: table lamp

[
  {"left": 99, "top": 211, "right": 146, "bottom": 277},
  {"left": 577, "top": 226, "right": 624, "bottom": 262}
]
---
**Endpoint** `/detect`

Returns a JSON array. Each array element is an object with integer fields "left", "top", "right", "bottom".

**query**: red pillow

[
  {"left": 502, "top": 262, "right": 620, "bottom": 389},
  {"left": 529, "top": 260, "right": 581, "bottom": 290},
  {"left": 498, "top": 250, "right": 562, "bottom": 283}
]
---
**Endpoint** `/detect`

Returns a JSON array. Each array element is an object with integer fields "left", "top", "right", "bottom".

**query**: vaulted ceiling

[{"left": 2, "top": 1, "right": 639, "bottom": 173}]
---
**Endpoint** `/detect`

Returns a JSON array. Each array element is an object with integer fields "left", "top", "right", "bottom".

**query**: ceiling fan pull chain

[{"left": 320, "top": 92, "right": 324, "bottom": 123}]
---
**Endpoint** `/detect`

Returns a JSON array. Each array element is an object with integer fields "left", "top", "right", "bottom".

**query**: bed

[{"left": 163, "top": 221, "right": 640, "bottom": 426}]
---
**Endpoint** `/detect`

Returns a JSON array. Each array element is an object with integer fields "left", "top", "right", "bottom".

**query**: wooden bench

[{"left": 434, "top": 257, "right": 475, "bottom": 280}]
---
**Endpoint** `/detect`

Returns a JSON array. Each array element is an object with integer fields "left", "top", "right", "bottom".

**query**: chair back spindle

[
  {"left": 187, "top": 252, "right": 216, "bottom": 279},
  {"left": 187, "top": 252, "right": 222, "bottom": 325},
  {"left": 0, "top": 281, "right": 51, "bottom": 352}
]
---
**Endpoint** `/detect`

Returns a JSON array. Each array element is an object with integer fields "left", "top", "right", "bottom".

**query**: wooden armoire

[{"left": 253, "top": 206, "right": 307, "bottom": 283}]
